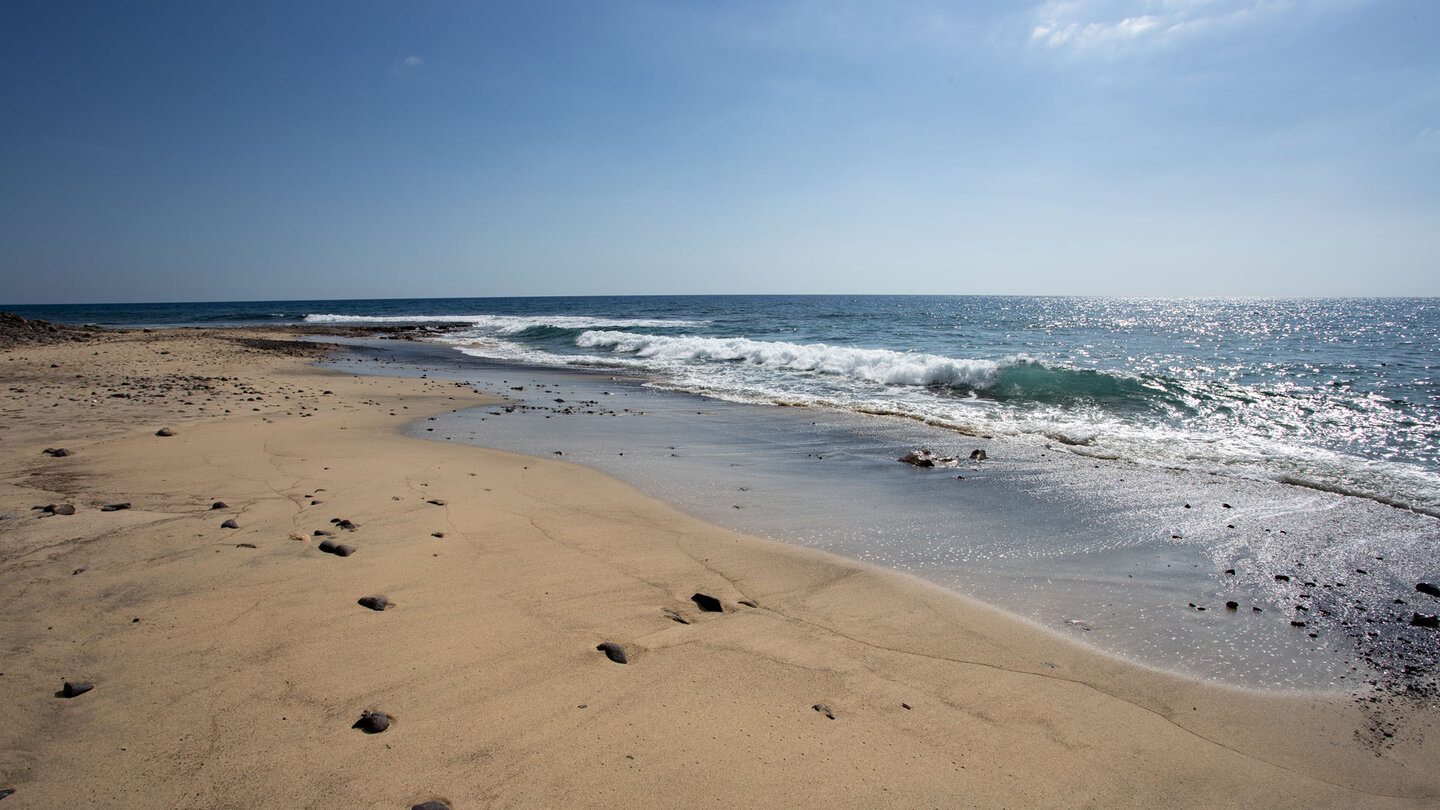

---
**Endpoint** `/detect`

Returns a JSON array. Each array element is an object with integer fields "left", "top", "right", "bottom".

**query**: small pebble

[
  {"left": 352, "top": 710, "right": 391, "bottom": 734},
  {"left": 60, "top": 681, "right": 93, "bottom": 698},
  {"left": 691, "top": 593, "right": 723, "bottom": 613},
  {"left": 596, "top": 642, "right": 628, "bottom": 664},
  {"left": 411, "top": 801, "right": 451, "bottom": 810},
  {"left": 210, "top": 501, "right": 228, "bottom": 510},
  {"left": 220, "top": 519, "right": 239, "bottom": 529},
  {"left": 812, "top": 703, "right": 835, "bottom": 719},
  {"left": 100, "top": 502, "right": 131, "bottom": 512},
  {"left": 155, "top": 428, "right": 175, "bottom": 437},
  {"left": 358, "top": 596, "right": 389, "bottom": 611}
]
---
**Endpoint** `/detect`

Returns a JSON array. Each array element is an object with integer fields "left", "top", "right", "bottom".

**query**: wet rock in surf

[
  {"left": 691, "top": 593, "right": 723, "bottom": 613},
  {"left": 969, "top": 449, "right": 987, "bottom": 461},
  {"left": 1411, "top": 613, "right": 1439, "bottom": 629},
  {"left": 1417, "top": 583, "right": 1440, "bottom": 598},
  {"left": 897, "top": 449, "right": 959, "bottom": 468}
]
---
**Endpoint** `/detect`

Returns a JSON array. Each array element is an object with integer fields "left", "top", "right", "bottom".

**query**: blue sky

[{"left": 2, "top": 0, "right": 1437, "bottom": 303}]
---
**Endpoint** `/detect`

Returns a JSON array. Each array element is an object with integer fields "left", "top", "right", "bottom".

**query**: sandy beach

[{"left": 1, "top": 323, "right": 1436, "bottom": 809}]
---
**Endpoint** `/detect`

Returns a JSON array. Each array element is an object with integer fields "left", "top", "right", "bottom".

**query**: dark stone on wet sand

[
  {"left": 1411, "top": 613, "right": 1439, "bottom": 629},
  {"left": 969, "top": 449, "right": 987, "bottom": 461},
  {"left": 155, "top": 427, "right": 175, "bottom": 437},
  {"left": 411, "top": 801, "right": 451, "bottom": 810},
  {"left": 352, "top": 709, "right": 390, "bottom": 733},
  {"left": 318, "top": 539, "right": 338, "bottom": 553},
  {"left": 60, "top": 681, "right": 93, "bottom": 698},
  {"left": 691, "top": 593, "right": 723, "bottom": 613},
  {"left": 43, "top": 447, "right": 72, "bottom": 457},
  {"left": 597, "top": 642, "right": 628, "bottom": 664},
  {"left": 100, "top": 502, "right": 131, "bottom": 511},
  {"left": 332, "top": 544, "right": 356, "bottom": 557},
  {"left": 358, "top": 596, "right": 389, "bottom": 611},
  {"left": 812, "top": 703, "right": 835, "bottom": 719},
  {"left": 1417, "top": 583, "right": 1440, "bottom": 598},
  {"left": 211, "top": 501, "right": 228, "bottom": 510},
  {"left": 335, "top": 519, "right": 358, "bottom": 531},
  {"left": 1225, "top": 601, "right": 1239, "bottom": 611},
  {"left": 220, "top": 518, "right": 239, "bottom": 529},
  {"left": 314, "top": 529, "right": 334, "bottom": 537},
  {"left": 1274, "top": 574, "right": 1290, "bottom": 582}
]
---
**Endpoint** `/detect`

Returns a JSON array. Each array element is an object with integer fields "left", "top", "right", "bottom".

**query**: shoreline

[{"left": 1, "top": 325, "right": 1436, "bottom": 807}]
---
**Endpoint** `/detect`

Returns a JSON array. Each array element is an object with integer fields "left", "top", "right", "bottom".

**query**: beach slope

[{"left": 0, "top": 326, "right": 1434, "bottom": 808}]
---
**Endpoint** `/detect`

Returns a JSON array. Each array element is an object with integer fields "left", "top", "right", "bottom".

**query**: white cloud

[
  {"left": 1027, "top": 0, "right": 1307, "bottom": 52},
  {"left": 402, "top": 56, "right": 424, "bottom": 67}
]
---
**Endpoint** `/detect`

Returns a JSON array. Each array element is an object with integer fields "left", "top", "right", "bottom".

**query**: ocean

[{"left": 10, "top": 295, "right": 1439, "bottom": 689}]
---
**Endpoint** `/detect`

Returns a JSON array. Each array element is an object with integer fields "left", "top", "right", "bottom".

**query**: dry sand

[{"left": 0, "top": 326, "right": 1435, "bottom": 808}]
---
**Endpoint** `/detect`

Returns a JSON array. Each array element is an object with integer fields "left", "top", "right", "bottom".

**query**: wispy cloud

[
  {"left": 392, "top": 55, "right": 424, "bottom": 74},
  {"left": 1027, "top": 0, "right": 1305, "bottom": 52}
]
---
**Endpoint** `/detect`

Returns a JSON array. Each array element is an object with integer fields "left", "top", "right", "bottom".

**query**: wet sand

[{"left": 0, "top": 325, "right": 1436, "bottom": 808}]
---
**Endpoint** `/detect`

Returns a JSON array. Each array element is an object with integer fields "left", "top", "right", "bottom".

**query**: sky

[{"left": 1, "top": 0, "right": 1437, "bottom": 303}]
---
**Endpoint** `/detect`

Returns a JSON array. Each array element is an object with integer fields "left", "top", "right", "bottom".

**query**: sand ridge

[{"left": 0, "top": 327, "right": 1436, "bottom": 808}]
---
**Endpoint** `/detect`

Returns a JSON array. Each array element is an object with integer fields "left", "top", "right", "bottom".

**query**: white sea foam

[
  {"left": 576, "top": 331, "right": 1005, "bottom": 389},
  {"left": 304, "top": 313, "right": 705, "bottom": 332}
]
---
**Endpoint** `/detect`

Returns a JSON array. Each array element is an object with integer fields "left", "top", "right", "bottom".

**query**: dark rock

[
  {"left": 210, "top": 501, "right": 228, "bottom": 510},
  {"left": 1222, "top": 503, "right": 1232, "bottom": 509},
  {"left": 332, "top": 544, "right": 356, "bottom": 557},
  {"left": 313, "top": 529, "right": 334, "bottom": 537},
  {"left": 597, "top": 642, "right": 628, "bottom": 664},
  {"left": 318, "top": 539, "right": 338, "bottom": 553},
  {"left": 220, "top": 519, "right": 240, "bottom": 529},
  {"left": 969, "top": 449, "right": 987, "bottom": 461},
  {"left": 336, "top": 519, "right": 358, "bottom": 531},
  {"left": 897, "top": 449, "right": 959, "bottom": 468},
  {"left": 427, "top": 499, "right": 445, "bottom": 506},
  {"left": 1224, "top": 569, "right": 1235, "bottom": 575},
  {"left": 44, "top": 504, "right": 77, "bottom": 516},
  {"left": 431, "top": 532, "right": 444, "bottom": 538},
  {"left": 1291, "top": 620, "right": 1307, "bottom": 627},
  {"left": 358, "top": 596, "right": 389, "bottom": 611},
  {"left": 43, "top": 447, "right": 73, "bottom": 457},
  {"left": 0, "top": 788, "right": 14, "bottom": 799},
  {"left": 1417, "top": 583, "right": 1440, "bottom": 598},
  {"left": 72, "top": 568, "right": 85, "bottom": 575},
  {"left": 1411, "top": 614, "right": 1439, "bottom": 629},
  {"left": 235, "top": 543, "right": 257, "bottom": 549},
  {"left": 812, "top": 703, "right": 835, "bottom": 719},
  {"left": 691, "top": 593, "right": 723, "bottom": 613},
  {"left": 1274, "top": 574, "right": 1290, "bottom": 582},
  {"left": 352, "top": 709, "right": 390, "bottom": 733},
  {"left": 1225, "top": 601, "right": 1239, "bottom": 611},
  {"left": 100, "top": 503, "right": 131, "bottom": 512},
  {"left": 411, "top": 802, "right": 451, "bottom": 810},
  {"left": 60, "top": 681, "right": 93, "bottom": 698},
  {"left": 155, "top": 428, "right": 175, "bottom": 437}
]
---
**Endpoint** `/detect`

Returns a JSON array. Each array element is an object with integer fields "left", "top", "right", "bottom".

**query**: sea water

[{"left": 13, "top": 295, "right": 1440, "bottom": 689}]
